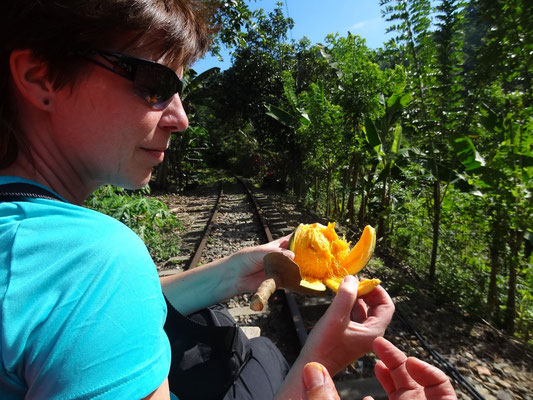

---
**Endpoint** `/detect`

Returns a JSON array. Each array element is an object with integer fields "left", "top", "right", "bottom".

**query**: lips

[{"left": 140, "top": 147, "right": 167, "bottom": 163}]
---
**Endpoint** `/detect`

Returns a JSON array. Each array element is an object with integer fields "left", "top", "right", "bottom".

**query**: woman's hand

[
  {"left": 276, "top": 276, "right": 393, "bottom": 399},
  {"left": 363, "top": 337, "right": 457, "bottom": 400},
  {"left": 300, "top": 275, "right": 395, "bottom": 376},
  {"left": 161, "top": 235, "right": 293, "bottom": 314},
  {"left": 230, "top": 234, "right": 294, "bottom": 294}
]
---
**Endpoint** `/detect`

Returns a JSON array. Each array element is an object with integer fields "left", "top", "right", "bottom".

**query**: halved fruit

[
  {"left": 250, "top": 223, "right": 380, "bottom": 311},
  {"left": 289, "top": 222, "right": 377, "bottom": 283}
]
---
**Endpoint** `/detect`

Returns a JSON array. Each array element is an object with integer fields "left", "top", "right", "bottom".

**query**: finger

[
  {"left": 405, "top": 357, "right": 457, "bottom": 399},
  {"left": 281, "top": 248, "right": 295, "bottom": 259},
  {"left": 275, "top": 233, "right": 293, "bottom": 247},
  {"left": 373, "top": 360, "right": 397, "bottom": 394},
  {"left": 259, "top": 237, "right": 295, "bottom": 259},
  {"left": 362, "top": 397, "right": 374, "bottom": 400},
  {"left": 271, "top": 235, "right": 295, "bottom": 258},
  {"left": 303, "top": 362, "right": 340, "bottom": 400},
  {"left": 350, "top": 298, "right": 368, "bottom": 322},
  {"left": 361, "top": 285, "right": 395, "bottom": 322},
  {"left": 372, "top": 337, "right": 419, "bottom": 390},
  {"left": 329, "top": 275, "right": 360, "bottom": 321}
]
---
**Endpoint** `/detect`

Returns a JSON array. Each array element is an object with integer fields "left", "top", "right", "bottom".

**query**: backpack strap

[
  {"left": 164, "top": 296, "right": 252, "bottom": 400},
  {"left": 0, "top": 182, "right": 64, "bottom": 202}
]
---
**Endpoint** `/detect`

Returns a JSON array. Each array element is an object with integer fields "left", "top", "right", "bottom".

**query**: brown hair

[{"left": 0, "top": 0, "right": 216, "bottom": 168}]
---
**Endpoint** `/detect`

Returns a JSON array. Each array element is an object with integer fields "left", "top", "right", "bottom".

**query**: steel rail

[
  {"left": 238, "top": 177, "right": 309, "bottom": 348},
  {"left": 186, "top": 182, "right": 223, "bottom": 270}
]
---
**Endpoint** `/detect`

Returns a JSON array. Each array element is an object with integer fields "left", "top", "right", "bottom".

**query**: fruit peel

[
  {"left": 289, "top": 223, "right": 377, "bottom": 290},
  {"left": 250, "top": 222, "right": 380, "bottom": 311}
]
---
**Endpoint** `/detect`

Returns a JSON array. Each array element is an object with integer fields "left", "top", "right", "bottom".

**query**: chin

[{"left": 117, "top": 172, "right": 152, "bottom": 190}]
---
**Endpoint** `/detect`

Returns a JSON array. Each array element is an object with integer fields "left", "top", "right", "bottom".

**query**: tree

[
  {"left": 381, "top": 0, "right": 476, "bottom": 282},
  {"left": 208, "top": 4, "right": 296, "bottom": 178},
  {"left": 467, "top": 0, "right": 533, "bottom": 335},
  {"left": 320, "top": 34, "right": 388, "bottom": 225}
]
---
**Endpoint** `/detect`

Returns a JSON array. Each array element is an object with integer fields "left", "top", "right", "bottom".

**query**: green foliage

[
  {"left": 193, "top": 0, "right": 532, "bottom": 340},
  {"left": 203, "top": 0, "right": 257, "bottom": 56},
  {"left": 85, "top": 186, "right": 182, "bottom": 263}
]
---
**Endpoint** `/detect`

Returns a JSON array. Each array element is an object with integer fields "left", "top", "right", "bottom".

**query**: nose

[{"left": 158, "top": 94, "right": 189, "bottom": 132}]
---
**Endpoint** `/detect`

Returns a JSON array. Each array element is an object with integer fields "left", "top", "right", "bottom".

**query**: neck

[
  {"left": 3, "top": 97, "right": 100, "bottom": 205},
  {"left": 1, "top": 152, "right": 95, "bottom": 205}
]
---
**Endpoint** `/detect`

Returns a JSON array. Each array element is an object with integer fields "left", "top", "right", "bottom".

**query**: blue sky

[{"left": 193, "top": 0, "right": 394, "bottom": 73}]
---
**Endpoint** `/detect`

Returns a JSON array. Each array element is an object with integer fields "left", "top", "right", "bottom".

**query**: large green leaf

[
  {"left": 391, "top": 124, "right": 402, "bottom": 154},
  {"left": 453, "top": 136, "right": 485, "bottom": 171},
  {"left": 265, "top": 103, "right": 298, "bottom": 129},
  {"left": 183, "top": 67, "right": 220, "bottom": 97},
  {"left": 364, "top": 118, "right": 382, "bottom": 148}
]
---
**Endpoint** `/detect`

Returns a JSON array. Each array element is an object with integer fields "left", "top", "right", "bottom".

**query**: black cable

[
  {"left": 344, "top": 227, "right": 486, "bottom": 399},
  {"left": 395, "top": 310, "right": 486, "bottom": 400}
]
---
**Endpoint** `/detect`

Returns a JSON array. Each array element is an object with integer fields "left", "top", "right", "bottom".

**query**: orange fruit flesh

[
  {"left": 291, "top": 223, "right": 377, "bottom": 291},
  {"left": 292, "top": 222, "right": 350, "bottom": 280}
]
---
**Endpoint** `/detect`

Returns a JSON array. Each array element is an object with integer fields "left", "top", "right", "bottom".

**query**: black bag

[{"left": 164, "top": 297, "right": 252, "bottom": 400}]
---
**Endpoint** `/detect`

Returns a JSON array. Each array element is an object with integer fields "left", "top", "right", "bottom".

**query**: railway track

[{"left": 156, "top": 177, "right": 532, "bottom": 400}]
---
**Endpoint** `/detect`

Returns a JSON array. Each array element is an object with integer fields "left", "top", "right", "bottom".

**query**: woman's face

[{"left": 48, "top": 48, "right": 188, "bottom": 191}]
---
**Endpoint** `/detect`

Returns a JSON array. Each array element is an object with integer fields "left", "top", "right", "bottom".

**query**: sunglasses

[{"left": 75, "top": 49, "right": 184, "bottom": 110}]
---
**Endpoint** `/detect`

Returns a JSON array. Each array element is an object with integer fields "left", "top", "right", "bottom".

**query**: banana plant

[
  {"left": 154, "top": 67, "right": 220, "bottom": 189},
  {"left": 474, "top": 103, "right": 533, "bottom": 334},
  {"left": 264, "top": 71, "right": 310, "bottom": 129},
  {"left": 361, "top": 83, "right": 412, "bottom": 240}
]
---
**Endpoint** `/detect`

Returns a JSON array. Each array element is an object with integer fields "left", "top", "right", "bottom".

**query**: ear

[{"left": 9, "top": 49, "right": 56, "bottom": 111}]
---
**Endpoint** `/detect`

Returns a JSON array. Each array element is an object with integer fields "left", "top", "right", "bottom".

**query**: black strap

[
  {"left": 164, "top": 296, "right": 252, "bottom": 400},
  {"left": 0, "top": 182, "right": 64, "bottom": 202}
]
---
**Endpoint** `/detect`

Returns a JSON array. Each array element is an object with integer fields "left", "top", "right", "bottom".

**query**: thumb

[{"left": 303, "top": 362, "right": 340, "bottom": 400}]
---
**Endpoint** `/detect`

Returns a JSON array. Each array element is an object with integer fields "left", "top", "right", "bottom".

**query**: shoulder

[
  {"left": 2, "top": 199, "right": 170, "bottom": 399},
  {"left": 12, "top": 199, "right": 154, "bottom": 268}
]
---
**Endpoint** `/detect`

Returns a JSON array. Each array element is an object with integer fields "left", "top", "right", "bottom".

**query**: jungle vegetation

[{"left": 95, "top": 0, "right": 533, "bottom": 342}]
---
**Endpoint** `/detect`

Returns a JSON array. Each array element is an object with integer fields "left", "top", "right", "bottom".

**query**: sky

[{"left": 193, "top": 0, "right": 394, "bottom": 73}]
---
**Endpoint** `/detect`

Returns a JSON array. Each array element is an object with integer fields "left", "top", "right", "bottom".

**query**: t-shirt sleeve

[{"left": 5, "top": 213, "right": 171, "bottom": 399}]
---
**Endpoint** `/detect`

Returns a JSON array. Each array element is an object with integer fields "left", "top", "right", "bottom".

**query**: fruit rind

[
  {"left": 290, "top": 223, "right": 379, "bottom": 295},
  {"left": 341, "top": 225, "right": 376, "bottom": 275}
]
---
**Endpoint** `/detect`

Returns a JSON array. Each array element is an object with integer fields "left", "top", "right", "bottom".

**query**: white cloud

[{"left": 347, "top": 17, "right": 382, "bottom": 32}]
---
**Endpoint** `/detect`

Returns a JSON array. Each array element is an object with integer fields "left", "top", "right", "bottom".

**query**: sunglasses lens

[{"left": 134, "top": 63, "right": 183, "bottom": 109}]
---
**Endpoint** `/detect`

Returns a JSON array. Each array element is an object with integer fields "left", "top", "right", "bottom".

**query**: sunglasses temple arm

[{"left": 79, "top": 56, "right": 132, "bottom": 81}]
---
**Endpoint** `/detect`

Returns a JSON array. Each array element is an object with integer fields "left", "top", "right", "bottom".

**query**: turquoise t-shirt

[{"left": 0, "top": 176, "right": 171, "bottom": 399}]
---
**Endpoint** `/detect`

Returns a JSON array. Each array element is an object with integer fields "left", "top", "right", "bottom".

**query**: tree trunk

[
  {"left": 347, "top": 153, "right": 361, "bottom": 226},
  {"left": 340, "top": 167, "right": 348, "bottom": 219},
  {"left": 503, "top": 229, "right": 524, "bottom": 335},
  {"left": 377, "top": 167, "right": 391, "bottom": 240},
  {"left": 358, "top": 164, "right": 378, "bottom": 228},
  {"left": 325, "top": 171, "right": 331, "bottom": 218},
  {"left": 357, "top": 167, "right": 368, "bottom": 227},
  {"left": 487, "top": 206, "right": 504, "bottom": 318},
  {"left": 313, "top": 175, "right": 319, "bottom": 213},
  {"left": 428, "top": 179, "right": 441, "bottom": 282},
  {"left": 358, "top": 188, "right": 367, "bottom": 227},
  {"left": 486, "top": 234, "right": 501, "bottom": 318}
]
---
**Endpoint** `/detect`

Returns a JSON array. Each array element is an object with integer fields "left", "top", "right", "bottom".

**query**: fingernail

[
  {"left": 282, "top": 249, "right": 295, "bottom": 259},
  {"left": 343, "top": 275, "right": 357, "bottom": 284},
  {"left": 303, "top": 363, "right": 325, "bottom": 390}
]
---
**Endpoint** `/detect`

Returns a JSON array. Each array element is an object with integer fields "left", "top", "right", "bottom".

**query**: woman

[{"left": 0, "top": 1, "right": 397, "bottom": 399}]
